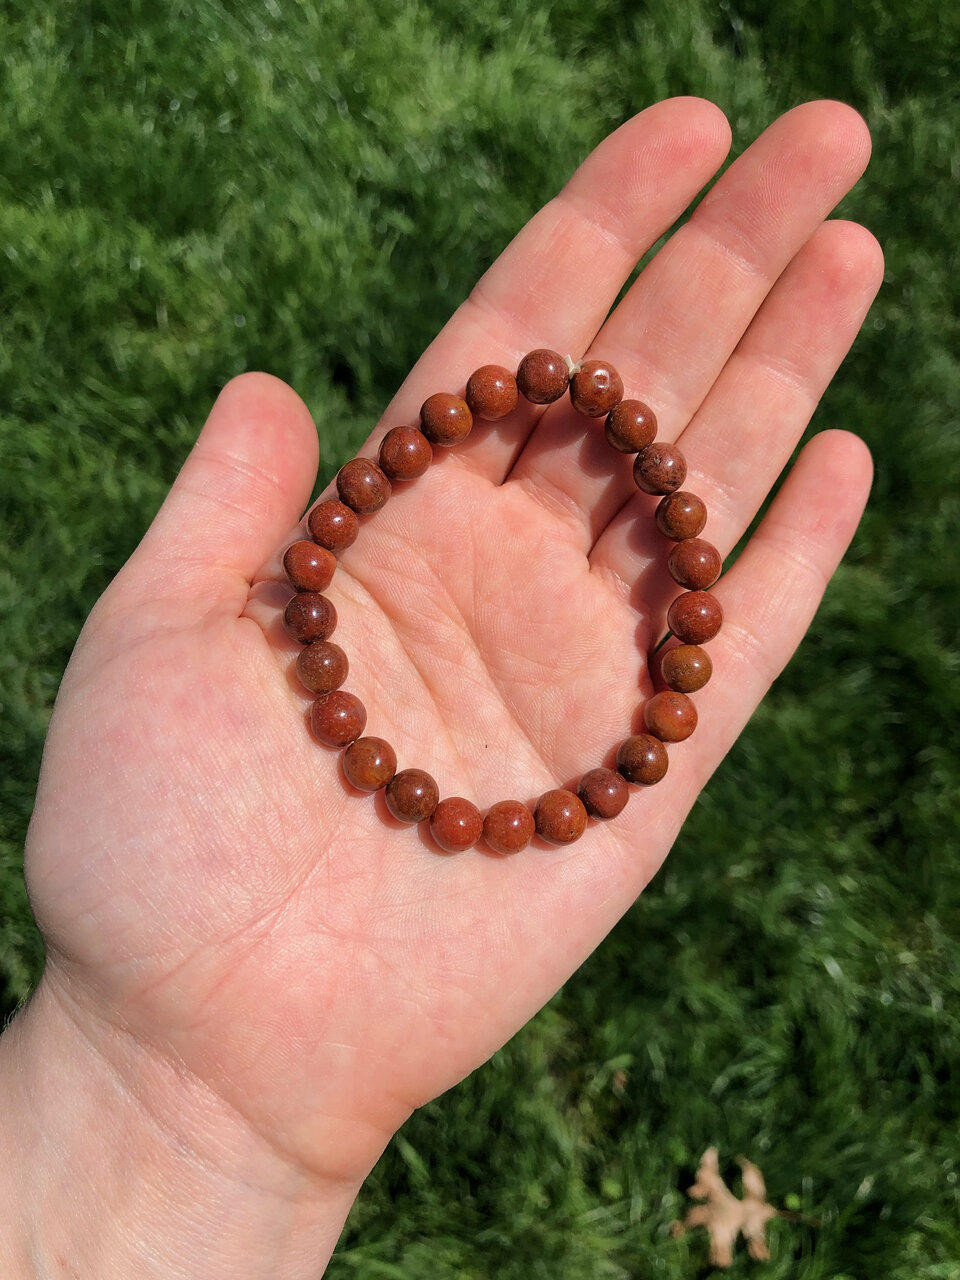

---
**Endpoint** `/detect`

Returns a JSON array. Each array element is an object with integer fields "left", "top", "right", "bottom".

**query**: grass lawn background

[{"left": 1, "top": 1, "right": 959, "bottom": 1274}]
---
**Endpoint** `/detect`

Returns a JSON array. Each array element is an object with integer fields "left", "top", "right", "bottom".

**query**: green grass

[{"left": 2, "top": 1, "right": 959, "bottom": 1274}]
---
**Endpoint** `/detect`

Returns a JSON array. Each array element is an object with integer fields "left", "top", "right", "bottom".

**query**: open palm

[{"left": 25, "top": 99, "right": 881, "bottom": 1196}]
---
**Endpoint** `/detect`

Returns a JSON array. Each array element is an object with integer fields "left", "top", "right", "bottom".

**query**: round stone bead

[
  {"left": 604, "top": 399, "right": 657, "bottom": 453},
  {"left": 296, "top": 640, "right": 349, "bottom": 694},
  {"left": 516, "top": 349, "right": 569, "bottom": 404},
  {"left": 655, "top": 491, "right": 707, "bottom": 541},
  {"left": 342, "top": 736, "right": 397, "bottom": 791},
  {"left": 429, "top": 796, "right": 483, "bottom": 853},
  {"left": 667, "top": 590, "right": 723, "bottom": 644},
  {"left": 534, "top": 788, "right": 588, "bottom": 844},
  {"left": 578, "top": 767, "right": 629, "bottom": 820},
  {"left": 668, "top": 538, "right": 722, "bottom": 590},
  {"left": 569, "top": 359, "right": 623, "bottom": 417},
  {"left": 283, "top": 540, "right": 336, "bottom": 593},
  {"left": 643, "top": 691, "right": 697, "bottom": 742},
  {"left": 308, "top": 499, "right": 359, "bottom": 554},
  {"left": 284, "top": 592, "right": 337, "bottom": 644},
  {"left": 660, "top": 644, "right": 712, "bottom": 694},
  {"left": 420, "top": 393, "right": 473, "bottom": 446},
  {"left": 336, "top": 458, "right": 392, "bottom": 514},
  {"left": 378, "top": 426, "right": 433, "bottom": 482},
  {"left": 385, "top": 768, "right": 440, "bottom": 824},
  {"left": 616, "top": 734, "right": 668, "bottom": 786},
  {"left": 465, "top": 365, "right": 518, "bottom": 420},
  {"left": 309, "top": 690, "right": 366, "bottom": 747},
  {"left": 483, "top": 800, "right": 535, "bottom": 854},
  {"left": 634, "top": 443, "right": 687, "bottom": 495}
]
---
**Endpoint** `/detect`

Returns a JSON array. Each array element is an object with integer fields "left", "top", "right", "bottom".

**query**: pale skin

[{"left": 0, "top": 98, "right": 883, "bottom": 1277}]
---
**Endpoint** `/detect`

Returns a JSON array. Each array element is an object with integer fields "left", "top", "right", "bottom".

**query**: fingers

[
  {"left": 642, "top": 430, "right": 873, "bottom": 840},
  {"left": 589, "top": 219, "right": 884, "bottom": 608},
  {"left": 508, "top": 100, "right": 873, "bottom": 543},
  {"left": 121, "top": 373, "right": 319, "bottom": 611},
  {"left": 322, "top": 99, "right": 731, "bottom": 487}
]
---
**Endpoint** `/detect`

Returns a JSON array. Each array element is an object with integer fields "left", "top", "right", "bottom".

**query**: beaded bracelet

[{"left": 280, "top": 349, "right": 722, "bottom": 854}]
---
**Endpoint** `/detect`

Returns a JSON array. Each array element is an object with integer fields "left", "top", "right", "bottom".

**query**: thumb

[{"left": 121, "top": 372, "right": 319, "bottom": 609}]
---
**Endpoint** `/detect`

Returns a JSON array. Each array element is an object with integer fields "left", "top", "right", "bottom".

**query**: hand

[{"left": 4, "top": 98, "right": 881, "bottom": 1277}]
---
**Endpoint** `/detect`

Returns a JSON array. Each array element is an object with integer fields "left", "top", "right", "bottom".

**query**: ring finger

[{"left": 588, "top": 217, "right": 884, "bottom": 619}]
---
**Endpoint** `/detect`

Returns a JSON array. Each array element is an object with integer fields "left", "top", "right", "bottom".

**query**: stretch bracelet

[{"left": 280, "top": 349, "right": 722, "bottom": 854}]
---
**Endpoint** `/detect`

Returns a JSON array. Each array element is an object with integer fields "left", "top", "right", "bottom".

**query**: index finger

[{"left": 392, "top": 97, "right": 731, "bottom": 484}]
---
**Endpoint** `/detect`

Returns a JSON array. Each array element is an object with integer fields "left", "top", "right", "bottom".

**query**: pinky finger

[{"left": 662, "top": 428, "right": 872, "bottom": 812}]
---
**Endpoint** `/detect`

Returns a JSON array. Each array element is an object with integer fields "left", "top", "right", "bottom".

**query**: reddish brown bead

[
  {"left": 569, "top": 359, "right": 624, "bottom": 417},
  {"left": 385, "top": 768, "right": 440, "bottom": 824},
  {"left": 534, "top": 788, "right": 588, "bottom": 845},
  {"left": 420, "top": 392, "right": 473, "bottom": 446},
  {"left": 616, "top": 734, "right": 669, "bottom": 786},
  {"left": 634, "top": 443, "right": 687, "bottom": 495},
  {"left": 308, "top": 499, "right": 359, "bottom": 554},
  {"left": 336, "top": 458, "right": 392, "bottom": 514},
  {"left": 284, "top": 540, "right": 336, "bottom": 593},
  {"left": 342, "top": 736, "right": 397, "bottom": 791},
  {"left": 296, "top": 640, "right": 349, "bottom": 694},
  {"left": 465, "top": 365, "right": 519, "bottom": 420},
  {"left": 660, "top": 644, "right": 712, "bottom": 694},
  {"left": 309, "top": 690, "right": 366, "bottom": 747},
  {"left": 604, "top": 399, "right": 658, "bottom": 453},
  {"left": 516, "top": 349, "right": 569, "bottom": 404},
  {"left": 284, "top": 592, "right": 337, "bottom": 644},
  {"left": 483, "top": 800, "right": 535, "bottom": 854},
  {"left": 644, "top": 690, "right": 698, "bottom": 742},
  {"left": 668, "top": 538, "right": 722, "bottom": 590},
  {"left": 429, "top": 796, "right": 483, "bottom": 853},
  {"left": 667, "top": 590, "right": 723, "bottom": 644},
  {"left": 655, "top": 491, "right": 707, "bottom": 540},
  {"left": 577, "top": 767, "right": 629, "bottom": 820},
  {"left": 378, "top": 426, "right": 433, "bottom": 482}
]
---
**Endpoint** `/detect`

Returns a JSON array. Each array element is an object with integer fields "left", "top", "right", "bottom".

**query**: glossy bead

[
  {"left": 309, "top": 690, "right": 366, "bottom": 747},
  {"left": 655, "top": 491, "right": 707, "bottom": 541},
  {"left": 385, "top": 768, "right": 440, "bottom": 824},
  {"left": 378, "top": 426, "right": 433, "bottom": 481},
  {"left": 667, "top": 590, "right": 723, "bottom": 644},
  {"left": 660, "top": 644, "right": 712, "bottom": 694},
  {"left": 420, "top": 392, "right": 473, "bottom": 446},
  {"left": 569, "top": 359, "right": 623, "bottom": 417},
  {"left": 465, "top": 365, "right": 518, "bottom": 420},
  {"left": 284, "top": 540, "right": 336, "bottom": 593},
  {"left": 634, "top": 443, "right": 687, "bottom": 494},
  {"left": 534, "top": 788, "right": 588, "bottom": 844},
  {"left": 516, "top": 348, "right": 569, "bottom": 404},
  {"left": 578, "top": 767, "right": 629, "bottom": 820},
  {"left": 284, "top": 592, "right": 337, "bottom": 644},
  {"left": 308, "top": 499, "right": 359, "bottom": 554},
  {"left": 336, "top": 458, "right": 392, "bottom": 514},
  {"left": 616, "top": 734, "right": 669, "bottom": 785},
  {"left": 644, "top": 690, "right": 697, "bottom": 742},
  {"left": 668, "top": 538, "right": 722, "bottom": 589},
  {"left": 483, "top": 800, "right": 535, "bottom": 854},
  {"left": 296, "top": 640, "right": 348, "bottom": 694},
  {"left": 342, "top": 736, "right": 397, "bottom": 791},
  {"left": 429, "top": 796, "right": 483, "bottom": 853},
  {"left": 604, "top": 399, "right": 657, "bottom": 453}
]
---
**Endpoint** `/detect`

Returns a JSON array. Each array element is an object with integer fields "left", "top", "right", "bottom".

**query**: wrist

[{"left": 0, "top": 975, "right": 373, "bottom": 1280}]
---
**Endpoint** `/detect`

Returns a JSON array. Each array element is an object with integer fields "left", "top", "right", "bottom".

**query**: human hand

[{"left": 4, "top": 98, "right": 881, "bottom": 1278}]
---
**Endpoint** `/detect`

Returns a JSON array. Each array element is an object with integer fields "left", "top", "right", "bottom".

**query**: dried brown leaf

[{"left": 670, "top": 1147, "right": 780, "bottom": 1267}]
